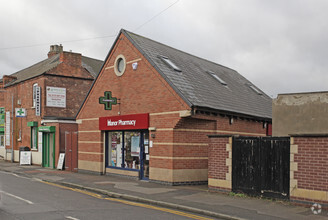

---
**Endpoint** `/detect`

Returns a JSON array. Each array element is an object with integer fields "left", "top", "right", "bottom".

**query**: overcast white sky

[{"left": 1, "top": 0, "right": 327, "bottom": 98}]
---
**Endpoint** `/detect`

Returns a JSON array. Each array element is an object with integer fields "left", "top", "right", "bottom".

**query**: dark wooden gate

[
  {"left": 65, "top": 131, "right": 78, "bottom": 172},
  {"left": 232, "top": 136, "right": 290, "bottom": 199}
]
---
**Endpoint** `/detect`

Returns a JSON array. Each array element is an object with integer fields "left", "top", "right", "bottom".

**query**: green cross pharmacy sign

[
  {"left": 99, "top": 91, "right": 118, "bottom": 110},
  {"left": 15, "top": 108, "right": 27, "bottom": 117}
]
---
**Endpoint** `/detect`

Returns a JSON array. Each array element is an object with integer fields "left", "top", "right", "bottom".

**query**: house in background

[
  {"left": 272, "top": 91, "right": 328, "bottom": 207},
  {"left": 0, "top": 45, "right": 103, "bottom": 170},
  {"left": 76, "top": 29, "right": 272, "bottom": 185},
  {"left": 273, "top": 91, "right": 328, "bottom": 136}
]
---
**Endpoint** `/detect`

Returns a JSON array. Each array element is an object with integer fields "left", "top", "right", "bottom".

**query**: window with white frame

[
  {"left": 33, "top": 83, "right": 38, "bottom": 107},
  {"left": 31, "top": 127, "right": 38, "bottom": 150}
]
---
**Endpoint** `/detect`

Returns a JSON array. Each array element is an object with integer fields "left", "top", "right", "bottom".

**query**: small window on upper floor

[
  {"left": 207, "top": 71, "right": 227, "bottom": 86},
  {"left": 160, "top": 56, "right": 182, "bottom": 72},
  {"left": 32, "top": 83, "right": 38, "bottom": 107},
  {"left": 249, "top": 85, "right": 262, "bottom": 95}
]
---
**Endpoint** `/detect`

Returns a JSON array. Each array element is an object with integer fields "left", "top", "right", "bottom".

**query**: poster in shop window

[
  {"left": 46, "top": 86, "right": 66, "bottom": 108},
  {"left": 131, "top": 136, "right": 140, "bottom": 157},
  {"left": 116, "top": 144, "right": 122, "bottom": 167}
]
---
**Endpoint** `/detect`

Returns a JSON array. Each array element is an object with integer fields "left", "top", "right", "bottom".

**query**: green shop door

[{"left": 39, "top": 126, "right": 56, "bottom": 168}]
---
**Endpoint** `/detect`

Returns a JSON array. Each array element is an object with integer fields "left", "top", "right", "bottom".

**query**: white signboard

[
  {"left": 15, "top": 108, "right": 26, "bottom": 117},
  {"left": 5, "top": 112, "right": 10, "bottom": 146},
  {"left": 46, "top": 87, "right": 66, "bottom": 108},
  {"left": 57, "top": 153, "right": 65, "bottom": 170},
  {"left": 20, "top": 151, "right": 31, "bottom": 165},
  {"left": 35, "top": 86, "right": 41, "bottom": 116},
  {"left": 38, "top": 132, "right": 43, "bottom": 152}
]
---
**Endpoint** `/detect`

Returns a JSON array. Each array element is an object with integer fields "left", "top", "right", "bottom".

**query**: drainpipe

[{"left": 11, "top": 94, "right": 13, "bottom": 162}]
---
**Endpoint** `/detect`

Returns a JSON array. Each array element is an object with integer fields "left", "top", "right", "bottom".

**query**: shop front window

[
  {"left": 0, "top": 135, "right": 4, "bottom": 147},
  {"left": 107, "top": 131, "right": 148, "bottom": 172},
  {"left": 109, "top": 132, "right": 123, "bottom": 167},
  {"left": 124, "top": 132, "right": 141, "bottom": 169}
]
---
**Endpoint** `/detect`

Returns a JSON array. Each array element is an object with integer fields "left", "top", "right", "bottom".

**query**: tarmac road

[
  {"left": 0, "top": 171, "right": 216, "bottom": 220},
  {"left": 0, "top": 160, "right": 327, "bottom": 220}
]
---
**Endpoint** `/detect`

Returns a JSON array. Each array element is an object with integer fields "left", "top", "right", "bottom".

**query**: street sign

[
  {"left": 57, "top": 153, "right": 65, "bottom": 170},
  {"left": 20, "top": 151, "right": 31, "bottom": 165},
  {"left": 15, "top": 108, "right": 26, "bottom": 117},
  {"left": 5, "top": 112, "right": 10, "bottom": 146}
]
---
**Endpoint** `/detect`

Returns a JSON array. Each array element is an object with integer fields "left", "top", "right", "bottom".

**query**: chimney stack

[
  {"left": 2, "top": 75, "right": 17, "bottom": 87},
  {"left": 47, "top": 44, "right": 63, "bottom": 58}
]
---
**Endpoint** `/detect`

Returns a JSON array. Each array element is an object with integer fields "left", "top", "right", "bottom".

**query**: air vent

[{"left": 160, "top": 56, "right": 181, "bottom": 72}]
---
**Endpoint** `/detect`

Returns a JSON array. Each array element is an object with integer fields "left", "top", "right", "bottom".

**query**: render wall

[{"left": 273, "top": 92, "right": 328, "bottom": 136}]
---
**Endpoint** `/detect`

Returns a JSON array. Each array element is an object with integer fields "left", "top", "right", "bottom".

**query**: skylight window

[
  {"left": 207, "top": 71, "right": 227, "bottom": 85},
  {"left": 250, "top": 85, "right": 262, "bottom": 95},
  {"left": 160, "top": 56, "right": 181, "bottom": 72}
]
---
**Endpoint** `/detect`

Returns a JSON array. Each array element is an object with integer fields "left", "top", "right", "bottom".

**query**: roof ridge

[
  {"left": 10, "top": 54, "right": 59, "bottom": 77},
  {"left": 121, "top": 29, "right": 238, "bottom": 73},
  {"left": 81, "top": 55, "right": 103, "bottom": 62}
]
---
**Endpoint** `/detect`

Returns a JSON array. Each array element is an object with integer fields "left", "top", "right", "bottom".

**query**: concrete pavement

[{"left": 0, "top": 159, "right": 327, "bottom": 220}]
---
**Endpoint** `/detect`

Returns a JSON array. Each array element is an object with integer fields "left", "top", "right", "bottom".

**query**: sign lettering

[
  {"left": 46, "top": 86, "right": 66, "bottom": 108},
  {"left": 107, "top": 120, "right": 136, "bottom": 127},
  {"left": 99, "top": 113, "right": 149, "bottom": 131}
]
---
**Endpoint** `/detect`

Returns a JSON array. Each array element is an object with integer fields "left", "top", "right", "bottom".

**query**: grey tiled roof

[
  {"left": 123, "top": 29, "right": 272, "bottom": 119},
  {"left": 82, "top": 56, "right": 104, "bottom": 78},
  {"left": 4, "top": 53, "right": 103, "bottom": 86}
]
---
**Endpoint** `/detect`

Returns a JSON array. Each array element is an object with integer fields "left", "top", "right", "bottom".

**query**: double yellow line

[{"left": 43, "top": 182, "right": 213, "bottom": 220}]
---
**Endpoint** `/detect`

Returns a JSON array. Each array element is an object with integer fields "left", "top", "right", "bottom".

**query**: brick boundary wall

[
  {"left": 207, "top": 135, "right": 232, "bottom": 192},
  {"left": 290, "top": 135, "right": 328, "bottom": 208},
  {"left": 208, "top": 134, "right": 328, "bottom": 210}
]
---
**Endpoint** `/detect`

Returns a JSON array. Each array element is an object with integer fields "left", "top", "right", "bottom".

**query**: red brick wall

[
  {"left": 1, "top": 51, "right": 95, "bottom": 162},
  {"left": 44, "top": 75, "right": 93, "bottom": 118},
  {"left": 78, "top": 33, "right": 189, "bottom": 120},
  {"left": 208, "top": 136, "right": 231, "bottom": 190},
  {"left": 292, "top": 136, "right": 328, "bottom": 205},
  {"left": 1, "top": 76, "right": 45, "bottom": 151},
  {"left": 77, "top": 33, "right": 189, "bottom": 169},
  {"left": 208, "top": 137, "right": 230, "bottom": 179},
  {"left": 192, "top": 113, "right": 267, "bottom": 135},
  {"left": 77, "top": 32, "right": 269, "bottom": 183},
  {"left": 49, "top": 52, "right": 93, "bottom": 79}
]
